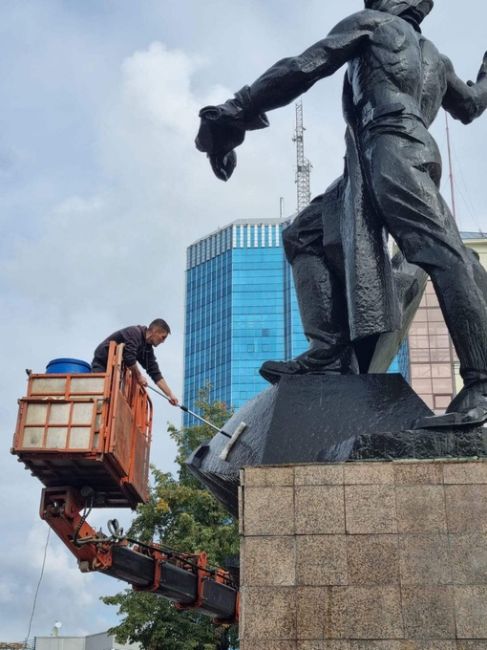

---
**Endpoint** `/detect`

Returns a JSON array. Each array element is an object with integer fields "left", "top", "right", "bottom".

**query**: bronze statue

[{"left": 196, "top": 0, "right": 487, "bottom": 426}]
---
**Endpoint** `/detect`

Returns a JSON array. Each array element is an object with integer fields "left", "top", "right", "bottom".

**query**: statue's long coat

[{"left": 339, "top": 76, "right": 402, "bottom": 343}]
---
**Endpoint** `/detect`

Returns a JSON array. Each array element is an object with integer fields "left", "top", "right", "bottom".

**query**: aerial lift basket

[{"left": 11, "top": 342, "right": 152, "bottom": 508}]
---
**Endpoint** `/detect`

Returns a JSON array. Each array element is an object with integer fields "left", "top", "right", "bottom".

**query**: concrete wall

[
  {"left": 239, "top": 461, "right": 487, "bottom": 649},
  {"left": 35, "top": 634, "right": 140, "bottom": 650},
  {"left": 85, "top": 632, "right": 138, "bottom": 650},
  {"left": 35, "top": 640, "right": 84, "bottom": 650}
]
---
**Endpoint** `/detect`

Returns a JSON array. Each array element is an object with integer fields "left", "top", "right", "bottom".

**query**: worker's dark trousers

[{"left": 360, "top": 118, "right": 487, "bottom": 387}]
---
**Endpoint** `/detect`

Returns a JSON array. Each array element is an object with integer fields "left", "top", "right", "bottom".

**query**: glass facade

[
  {"left": 387, "top": 340, "right": 411, "bottom": 383},
  {"left": 184, "top": 220, "right": 308, "bottom": 422},
  {"left": 408, "top": 281, "right": 455, "bottom": 412},
  {"left": 184, "top": 248, "right": 232, "bottom": 411},
  {"left": 388, "top": 234, "right": 487, "bottom": 411}
]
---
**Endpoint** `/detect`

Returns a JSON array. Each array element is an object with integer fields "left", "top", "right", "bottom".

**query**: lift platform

[
  {"left": 12, "top": 343, "right": 151, "bottom": 508},
  {"left": 11, "top": 344, "right": 239, "bottom": 624}
]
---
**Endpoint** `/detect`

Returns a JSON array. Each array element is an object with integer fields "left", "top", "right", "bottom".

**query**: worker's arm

[
  {"left": 128, "top": 364, "right": 178, "bottom": 405},
  {"left": 140, "top": 346, "right": 179, "bottom": 406},
  {"left": 127, "top": 363, "right": 147, "bottom": 386},
  {"left": 122, "top": 326, "right": 145, "bottom": 369},
  {"left": 156, "top": 377, "right": 179, "bottom": 406},
  {"left": 442, "top": 52, "right": 487, "bottom": 124},
  {"left": 196, "top": 10, "right": 383, "bottom": 179}
]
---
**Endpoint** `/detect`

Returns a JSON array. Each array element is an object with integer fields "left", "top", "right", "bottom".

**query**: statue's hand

[
  {"left": 468, "top": 51, "right": 487, "bottom": 86},
  {"left": 477, "top": 51, "right": 487, "bottom": 81},
  {"left": 208, "top": 150, "right": 237, "bottom": 182},
  {"left": 195, "top": 104, "right": 247, "bottom": 155},
  {"left": 195, "top": 86, "right": 269, "bottom": 180},
  {"left": 195, "top": 104, "right": 244, "bottom": 180}
]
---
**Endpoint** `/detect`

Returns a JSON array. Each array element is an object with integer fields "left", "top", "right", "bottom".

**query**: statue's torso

[{"left": 347, "top": 15, "right": 447, "bottom": 127}]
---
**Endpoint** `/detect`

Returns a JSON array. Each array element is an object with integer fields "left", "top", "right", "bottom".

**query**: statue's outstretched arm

[
  {"left": 196, "top": 11, "right": 382, "bottom": 180},
  {"left": 239, "top": 17, "right": 376, "bottom": 115},
  {"left": 442, "top": 52, "right": 487, "bottom": 124}
]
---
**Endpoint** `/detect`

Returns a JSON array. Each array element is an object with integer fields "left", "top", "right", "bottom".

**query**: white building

[{"left": 33, "top": 632, "right": 141, "bottom": 650}]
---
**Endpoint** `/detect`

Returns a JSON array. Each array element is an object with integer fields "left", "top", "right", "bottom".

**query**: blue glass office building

[
  {"left": 388, "top": 339, "right": 411, "bottom": 383},
  {"left": 184, "top": 219, "right": 308, "bottom": 420}
]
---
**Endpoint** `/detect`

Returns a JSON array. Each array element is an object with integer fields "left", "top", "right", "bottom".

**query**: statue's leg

[
  {"left": 428, "top": 238, "right": 487, "bottom": 418},
  {"left": 260, "top": 194, "right": 358, "bottom": 383},
  {"left": 363, "top": 125, "right": 487, "bottom": 420}
]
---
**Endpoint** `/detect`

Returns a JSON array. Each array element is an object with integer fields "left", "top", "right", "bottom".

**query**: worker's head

[
  {"left": 365, "top": 0, "right": 433, "bottom": 23},
  {"left": 146, "top": 318, "right": 171, "bottom": 346}
]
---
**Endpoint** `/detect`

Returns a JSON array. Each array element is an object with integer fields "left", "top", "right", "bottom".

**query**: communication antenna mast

[
  {"left": 279, "top": 196, "right": 285, "bottom": 219},
  {"left": 292, "top": 100, "right": 312, "bottom": 213}
]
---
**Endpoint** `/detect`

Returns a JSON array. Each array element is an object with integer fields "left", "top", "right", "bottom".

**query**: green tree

[{"left": 102, "top": 394, "right": 239, "bottom": 650}]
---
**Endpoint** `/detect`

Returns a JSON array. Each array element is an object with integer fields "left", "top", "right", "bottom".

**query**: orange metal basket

[{"left": 11, "top": 342, "right": 152, "bottom": 508}]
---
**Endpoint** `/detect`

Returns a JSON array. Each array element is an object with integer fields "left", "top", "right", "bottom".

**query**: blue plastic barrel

[{"left": 46, "top": 358, "right": 91, "bottom": 374}]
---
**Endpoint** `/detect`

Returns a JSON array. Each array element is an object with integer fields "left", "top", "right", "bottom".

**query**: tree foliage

[{"left": 102, "top": 393, "right": 239, "bottom": 650}]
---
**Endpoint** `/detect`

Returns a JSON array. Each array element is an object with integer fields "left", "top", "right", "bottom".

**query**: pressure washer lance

[{"left": 146, "top": 385, "right": 247, "bottom": 454}]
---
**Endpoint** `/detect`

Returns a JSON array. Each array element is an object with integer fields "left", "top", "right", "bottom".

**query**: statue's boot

[
  {"left": 415, "top": 380, "right": 487, "bottom": 429},
  {"left": 259, "top": 254, "right": 358, "bottom": 384},
  {"left": 260, "top": 347, "right": 359, "bottom": 384},
  {"left": 447, "top": 381, "right": 487, "bottom": 418}
]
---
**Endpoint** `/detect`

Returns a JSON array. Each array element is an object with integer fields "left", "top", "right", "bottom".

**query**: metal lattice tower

[{"left": 292, "top": 100, "right": 312, "bottom": 213}]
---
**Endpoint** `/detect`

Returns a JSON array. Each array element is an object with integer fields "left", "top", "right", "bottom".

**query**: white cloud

[{"left": 121, "top": 42, "right": 203, "bottom": 134}]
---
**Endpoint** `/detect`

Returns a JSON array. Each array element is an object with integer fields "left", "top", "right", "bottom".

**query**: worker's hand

[
  {"left": 137, "top": 375, "right": 148, "bottom": 387},
  {"left": 168, "top": 393, "right": 179, "bottom": 406}
]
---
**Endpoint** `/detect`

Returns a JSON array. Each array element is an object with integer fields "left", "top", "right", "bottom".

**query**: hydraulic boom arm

[{"left": 40, "top": 486, "right": 239, "bottom": 624}]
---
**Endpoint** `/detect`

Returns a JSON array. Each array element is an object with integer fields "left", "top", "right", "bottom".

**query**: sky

[{"left": 1, "top": 0, "right": 487, "bottom": 642}]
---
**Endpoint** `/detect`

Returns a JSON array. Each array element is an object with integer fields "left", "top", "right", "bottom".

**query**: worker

[{"left": 91, "top": 319, "right": 179, "bottom": 405}]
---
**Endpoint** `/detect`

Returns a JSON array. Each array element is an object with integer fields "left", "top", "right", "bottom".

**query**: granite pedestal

[{"left": 239, "top": 460, "right": 487, "bottom": 649}]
